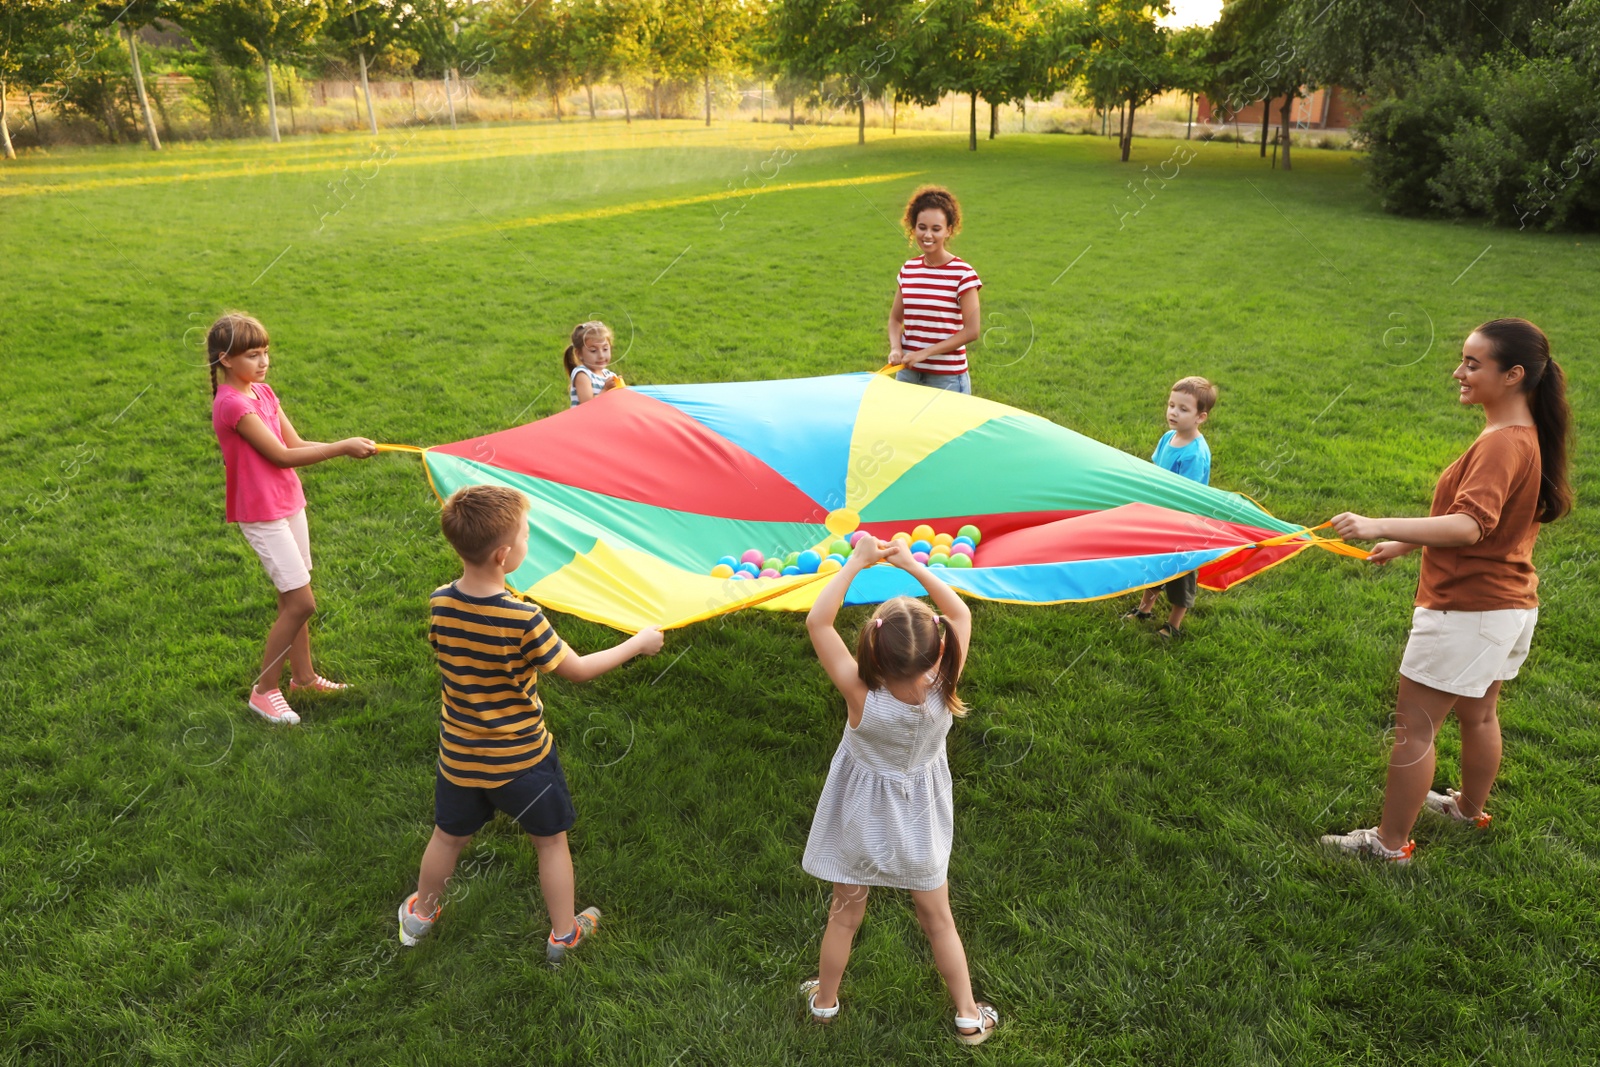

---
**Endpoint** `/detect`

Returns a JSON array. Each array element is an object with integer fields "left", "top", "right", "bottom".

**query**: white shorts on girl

[
  {"left": 1399, "top": 606, "right": 1537, "bottom": 699},
  {"left": 238, "top": 509, "right": 313, "bottom": 593}
]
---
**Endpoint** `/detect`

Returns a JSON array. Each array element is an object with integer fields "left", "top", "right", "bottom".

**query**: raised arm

[
  {"left": 1330, "top": 512, "right": 1481, "bottom": 550},
  {"left": 236, "top": 412, "right": 375, "bottom": 469},
  {"left": 881, "top": 540, "right": 971, "bottom": 675},
  {"left": 807, "top": 537, "right": 884, "bottom": 711},
  {"left": 552, "top": 626, "right": 663, "bottom": 682}
]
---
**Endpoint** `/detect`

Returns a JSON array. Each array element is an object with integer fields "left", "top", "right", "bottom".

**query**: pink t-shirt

[{"left": 212, "top": 383, "right": 306, "bottom": 523}]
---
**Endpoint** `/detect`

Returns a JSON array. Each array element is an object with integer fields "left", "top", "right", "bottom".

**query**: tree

[
  {"left": 90, "top": 0, "right": 177, "bottom": 150},
  {"left": 661, "top": 0, "right": 751, "bottom": 127},
  {"left": 1208, "top": 0, "right": 1315, "bottom": 169},
  {"left": 410, "top": 0, "right": 482, "bottom": 128},
  {"left": 766, "top": 0, "right": 906, "bottom": 144},
  {"left": 0, "top": 0, "right": 84, "bottom": 158},
  {"left": 1071, "top": 0, "right": 1174, "bottom": 161},
  {"left": 486, "top": 0, "right": 574, "bottom": 119},
  {"left": 327, "top": 0, "right": 411, "bottom": 133},
  {"left": 895, "top": 0, "right": 991, "bottom": 151},
  {"left": 192, "top": 0, "right": 324, "bottom": 143}
]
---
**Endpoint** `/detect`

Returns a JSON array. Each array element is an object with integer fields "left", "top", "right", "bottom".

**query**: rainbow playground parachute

[{"left": 398, "top": 371, "right": 1363, "bottom": 632}]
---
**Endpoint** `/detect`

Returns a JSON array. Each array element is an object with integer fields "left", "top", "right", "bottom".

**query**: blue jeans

[{"left": 895, "top": 368, "right": 972, "bottom": 394}]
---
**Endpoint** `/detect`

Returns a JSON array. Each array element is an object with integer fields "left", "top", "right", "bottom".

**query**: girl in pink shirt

[{"left": 209, "top": 312, "right": 376, "bottom": 726}]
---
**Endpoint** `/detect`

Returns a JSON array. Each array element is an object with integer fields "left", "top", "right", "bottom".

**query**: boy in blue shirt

[{"left": 1125, "top": 376, "right": 1215, "bottom": 637}]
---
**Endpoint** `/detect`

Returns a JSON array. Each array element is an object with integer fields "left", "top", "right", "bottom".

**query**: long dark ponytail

[{"left": 1474, "top": 318, "right": 1573, "bottom": 523}]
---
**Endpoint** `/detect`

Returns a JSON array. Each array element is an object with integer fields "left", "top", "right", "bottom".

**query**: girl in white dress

[{"left": 799, "top": 535, "right": 999, "bottom": 1045}]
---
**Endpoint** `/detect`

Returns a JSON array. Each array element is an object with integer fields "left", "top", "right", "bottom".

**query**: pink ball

[
  {"left": 950, "top": 543, "right": 974, "bottom": 558},
  {"left": 848, "top": 530, "right": 868, "bottom": 546},
  {"left": 912, "top": 550, "right": 930, "bottom": 564},
  {"left": 760, "top": 568, "right": 780, "bottom": 578},
  {"left": 741, "top": 549, "right": 765, "bottom": 566}
]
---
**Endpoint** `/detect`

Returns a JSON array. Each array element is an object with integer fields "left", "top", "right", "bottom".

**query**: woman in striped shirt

[{"left": 887, "top": 186, "right": 983, "bottom": 394}]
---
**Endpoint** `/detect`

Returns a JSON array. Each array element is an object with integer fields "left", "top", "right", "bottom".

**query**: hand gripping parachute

[{"left": 389, "top": 371, "right": 1364, "bottom": 632}]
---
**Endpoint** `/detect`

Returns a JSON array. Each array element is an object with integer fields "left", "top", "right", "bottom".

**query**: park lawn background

[{"left": 1, "top": 120, "right": 1596, "bottom": 1065}]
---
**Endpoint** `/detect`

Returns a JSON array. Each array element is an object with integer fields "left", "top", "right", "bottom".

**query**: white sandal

[
  {"left": 799, "top": 978, "right": 839, "bottom": 1023},
  {"left": 955, "top": 1002, "right": 999, "bottom": 1045}
]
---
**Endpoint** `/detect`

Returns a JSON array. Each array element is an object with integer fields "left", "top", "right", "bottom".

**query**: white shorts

[
  {"left": 1399, "top": 606, "right": 1537, "bottom": 699},
  {"left": 238, "top": 509, "right": 313, "bottom": 593}
]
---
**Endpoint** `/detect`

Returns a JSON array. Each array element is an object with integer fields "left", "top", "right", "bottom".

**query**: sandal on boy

[
  {"left": 955, "top": 1002, "right": 1000, "bottom": 1045},
  {"left": 1157, "top": 623, "right": 1182, "bottom": 638},
  {"left": 1424, "top": 788, "right": 1493, "bottom": 828},
  {"left": 1122, "top": 608, "right": 1154, "bottom": 621},
  {"left": 799, "top": 979, "right": 839, "bottom": 1023}
]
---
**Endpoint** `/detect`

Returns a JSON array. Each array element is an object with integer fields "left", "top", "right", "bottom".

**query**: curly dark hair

[{"left": 902, "top": 185, "right": 962, "bottom": 240}]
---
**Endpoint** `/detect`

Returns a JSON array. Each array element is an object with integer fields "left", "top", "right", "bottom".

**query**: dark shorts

[
  {"left": 435, "top": 748, "right": 576, "bottom": 839},
  {"left": 1164, "top": 570, "right": 1197, "bottom": 609}
]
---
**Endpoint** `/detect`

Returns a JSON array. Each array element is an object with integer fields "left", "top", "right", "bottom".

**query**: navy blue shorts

[{"left": 434, "top": 748, "right": 576, "bottom": 838}]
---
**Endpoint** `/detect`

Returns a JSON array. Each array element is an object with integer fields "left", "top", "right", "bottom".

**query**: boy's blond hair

[
  {"left": 1172, "top": 376, "right": 1218, "bottom": 415},
  {"left": 441, "top": 486, "right": 528, "bottom": 565}
]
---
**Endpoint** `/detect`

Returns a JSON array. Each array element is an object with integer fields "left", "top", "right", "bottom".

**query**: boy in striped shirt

[
  {"left": 398, "top": 485, "right": 663, "bottom": 963},
  {"left": 887, "top": 185, "right": 983, "bottom": 394}
]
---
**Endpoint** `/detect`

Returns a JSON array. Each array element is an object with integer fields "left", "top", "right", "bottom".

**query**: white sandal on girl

[
  {"left": 954, "top": 1002, "right": 1000, "bottom": 1045},
  {"left": 799, "top": 979, "right": 839, "bottom": 1023}
]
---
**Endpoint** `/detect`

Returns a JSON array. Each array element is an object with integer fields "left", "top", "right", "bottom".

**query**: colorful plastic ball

[
  {"left": 930, "top": 561, "right": 947, "bottom": 568},
  {"left": 910, "top": 539, "right": 932, "bottom": 555},
  {"left": 738, "top": 561, "right": 761, "bottom": 576},
  {"left": 711, "top": 563, "right": 734, "bottom": 578},
  {"left": 797, "top": 550, "right": 822, "bottom": 573},
  {"left": 741, "top": 549, "right": 765, "bottom": 566},
  {"left": 763, "top": 557, "right": 784, "bottom": 574},
  {"left": 950, "top": 543, "right": 974, "bottom": 559},
  {"left": 760, "top": 568, "right": 781, "bottom": 579},
  {"left": 932, "top": 533, "right": 954, "bottom": 548},
  {"left": 957, "top": 524, "right": 981, "bottom": 545},
  {"left": 731, "top": 571, "right": 748, "bottom": 580},
  {"left": 717, "top": 555, "right": 738, "bottom": 569},
  {"left": 892, "top": 531, "right": 912, "bottom": 544},
  {"left": 818, "top": 557, "right": 842, "bottom": 574},
  {"left": 912, "top": 523, "right": 935, "bottom": 542},
  {"left": 952, "top": 536, "right": 976, "bottom": 551},
  {"left": 782, "top": 565, "right": 801, "bottom": 576},
  {"left": 930, "top": 548, "right": 950, "bottom": 562},
  {"left": 825, "top": 554, "right": 848, "bottom": 568},
  {"left": 784, "top": 550, "right": 801, "bottom": 568},
  {"left": 912, "top": 551, "right": 930, "bottom": 564},
  {"left": 848, "top": 530, "right": 869, "bottom": 546},
  {"left": 947, "top": 553, "right": 973, "bottom": 568},
  {"left": 829, "top": 539, "right": 852, "bottom": 558}
]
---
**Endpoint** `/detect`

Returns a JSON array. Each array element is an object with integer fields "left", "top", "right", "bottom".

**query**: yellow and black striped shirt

[{"left": 428, "top": 583, "right": 569, "bottom": 788}]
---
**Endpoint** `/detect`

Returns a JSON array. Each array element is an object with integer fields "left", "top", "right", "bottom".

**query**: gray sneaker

[
  {"left": 545, "top": 906, "right": 601, "bottom": 966},
  {"left": 1319, "top": 826, "right": 1414, "bottom": 865},
  {"left": 398, "top": 892, "right": 437, "bottom": 946}
]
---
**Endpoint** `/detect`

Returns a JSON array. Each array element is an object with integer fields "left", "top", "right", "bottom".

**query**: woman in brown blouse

[{"left": 1321, "top": 318, "right": 1572, "bottom": 864}]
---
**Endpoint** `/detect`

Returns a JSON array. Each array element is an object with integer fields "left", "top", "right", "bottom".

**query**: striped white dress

[
  {"left": 897, "top": 255, "right": 982, "bottom": 375},
  {"left": 569, "top": 364, "right": 615, "bottom": 406},
  {"left": 802, "top": 687, "right": 955, "bottom": 891}
]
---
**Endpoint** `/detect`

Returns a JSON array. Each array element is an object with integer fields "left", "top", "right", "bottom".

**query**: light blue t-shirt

[{"left": 1151, "top": 430, "right": 1211, "bottom": 485}]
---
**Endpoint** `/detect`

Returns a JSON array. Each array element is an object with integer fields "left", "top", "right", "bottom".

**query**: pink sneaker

[
  {"left": 289, "top": 674, "right": 347, "bottom": 693},
  {"left": 248, "top": 687, "right": 301, "bottom": 725}
]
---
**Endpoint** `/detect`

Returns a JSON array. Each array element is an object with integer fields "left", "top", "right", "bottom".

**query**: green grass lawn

[{"left": 2, "top": 119, "right": 1597, "bottom": 1065}]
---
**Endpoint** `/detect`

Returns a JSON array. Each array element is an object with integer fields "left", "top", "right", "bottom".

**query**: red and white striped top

[{"left": 897, "top": 255, "right": 983, "bottom": 374}]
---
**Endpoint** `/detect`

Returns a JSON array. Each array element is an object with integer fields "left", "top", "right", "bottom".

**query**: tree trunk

[
  {"left": 446, "top": 70, "right": 458, "bottom": 129},
  {"left": 1186, "top": 93, "right": 1194, "bottom": 139},
  {"left": 357, "top": 50, "right": 378, "bottom": 134},
  {"left": 1117, "top": 101, "right": 1124, "bottom": 140},
  {"left": 989, "top": 99, "right": 997, "bottom": 139},
  {"left": 968, "top": 91, "right": 976, "bottom": 151},
  {"left": 1121, "top": 98, "right": 1137, "bottom": 161},
  {"left": 124, "top": 25, "right": 161, "bottom": 150},
  {"left": 788, "top": 97, "right": 794, "bottom": 130},
  {"left": 652, "top": 76, "right": 660, "bottom": 120},
  {"left": 1020, "top": 99, "right": 1025, "bottom": 133},
  {"left": 0, "top": 82, "right": 14, "bottom": 160},
  {"left": 891, "top": 91, "right": 897, "bottom": 134},
  {"left": 263, "top": 57, "right": 281, "bottom": 142},
  {"left": 703, "top": 69, "right": 711, "bottom": 126},
  {"left": 857, "top": 95, "right": 865, "bottom": 144},
  {"left": 27, "top": 91, "right": 41, "bottom": 141},
  {"left": 552, "top": 78, "right": 562, "bottom": 120},
  {"left": 1259, "top": 96, "right": 1271, "bottom": 157},
  {"left": 586, "top": 80, "right": 595, "bottom": 119},
  {"left": 620, "top": 82, "right": 630, "bottom": 123},
  {"left": 1279, "top": 94, "right": 1294, "bottom": 170}
]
